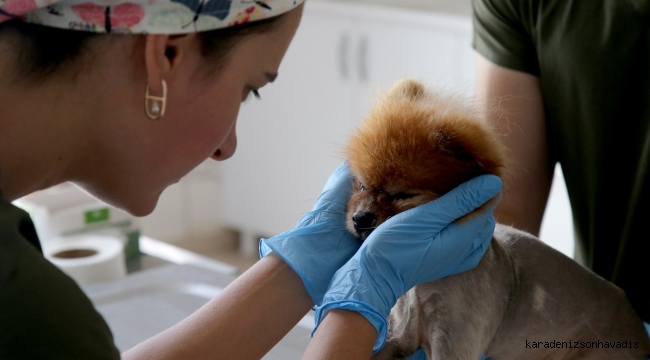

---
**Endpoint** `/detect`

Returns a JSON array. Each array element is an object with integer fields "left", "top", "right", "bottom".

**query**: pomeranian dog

[
  {"left": 346, "top": 79, "right": 505, "bottom": 242},
  {"left": 345, "top": 79, "right": 650, "bottom": 359}
]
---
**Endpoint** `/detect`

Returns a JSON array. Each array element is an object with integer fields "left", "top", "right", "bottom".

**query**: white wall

[
  {"left": 539, "top": 164, "right": 575, "bottom": 258},
  {"left": 139, "top": 0, "right": 576, "bottom": 261}
]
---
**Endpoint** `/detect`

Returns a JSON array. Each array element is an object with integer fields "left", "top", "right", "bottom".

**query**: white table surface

[{"left": 82, "top": 239, "right": 314, "bottom": 358}]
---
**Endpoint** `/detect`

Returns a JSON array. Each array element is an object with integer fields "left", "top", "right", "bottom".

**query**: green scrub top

[
  {"left": 0, "top": 189, "right": 120, "bottom": 359},
  {"left": 473, "top": 0, "right": 650, "bottom": 321}
]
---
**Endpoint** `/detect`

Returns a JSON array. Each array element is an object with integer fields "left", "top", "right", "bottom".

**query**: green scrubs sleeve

[
  {"left": 0, "top": 194, "right": 120, "bottom": 359},
  {"left": 472, "top": 0, "right": 540, "bottom": 76}
]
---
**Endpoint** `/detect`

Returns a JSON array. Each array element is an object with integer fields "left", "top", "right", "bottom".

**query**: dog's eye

[
  {"left": 388, "top": 192, "right": 416, "bottom": 201},
  {"left": 359, "top": 183, "right": 366, "bottom": 191}
]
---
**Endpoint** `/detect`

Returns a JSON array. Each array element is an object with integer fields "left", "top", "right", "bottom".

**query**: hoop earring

[{"left": 145, "top": 79, "right": 167, "bottom": 120}]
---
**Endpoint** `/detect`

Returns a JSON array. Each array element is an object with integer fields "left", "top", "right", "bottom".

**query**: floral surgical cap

[{"left": 0, "top": 0, "right": 304, "bottom": 33}]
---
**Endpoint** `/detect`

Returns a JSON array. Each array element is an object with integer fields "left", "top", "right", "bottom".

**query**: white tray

[{"left": 82, "top": 264, "right": 313, "bottom": 358}]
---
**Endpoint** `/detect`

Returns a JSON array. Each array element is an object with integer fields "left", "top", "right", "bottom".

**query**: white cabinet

[
  {"left": 352, "top": 8, "right": 474, "bottom": 117},
  {"left": 221, "top": 1, "right": 477, "bottom": 255},
  {"left": 140, "top": 161, "right": 222, "bottom": 247},
  {"left": 143, "top": 1, "right": 573, "bottom": 258},
  {"left": 222, "top": 4, "right": 359, "bottom": 255}
]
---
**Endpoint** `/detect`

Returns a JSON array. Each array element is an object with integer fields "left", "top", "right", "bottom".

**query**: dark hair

[{"left": 0, "top": 14, "right": 286, "bottom": 83}]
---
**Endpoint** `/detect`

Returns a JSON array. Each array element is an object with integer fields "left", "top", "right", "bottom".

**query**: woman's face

[{"left": 80, "top": 5, "right": 304, "bottom": 216}]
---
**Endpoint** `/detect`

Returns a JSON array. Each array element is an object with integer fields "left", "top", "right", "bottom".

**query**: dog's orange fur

[
  {"left": 346, "top": 78, "right": 506, "bottom": 239},
  {"left": 343, "top": 79, "right": 650, "bottom": 360}
]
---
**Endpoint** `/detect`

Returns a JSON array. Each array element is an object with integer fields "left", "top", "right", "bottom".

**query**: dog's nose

[{"left": 353, "top": 211, "right": 377, "bottom": 230}]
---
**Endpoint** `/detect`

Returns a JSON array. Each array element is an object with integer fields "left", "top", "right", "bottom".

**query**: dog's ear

[
  {"left": 389, "top": 78, "right": 426, "bottom": 101},
  {"left": 435, "top": 118, "right": 507, "bottom": 180}
]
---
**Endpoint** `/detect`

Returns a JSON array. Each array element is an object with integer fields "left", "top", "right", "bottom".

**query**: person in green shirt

[
  {"left": 472, "top": 0, "right": 650, "bottom": 332},
  {"left": 0, "top": 0, "right": 502, "bottom": 358}
]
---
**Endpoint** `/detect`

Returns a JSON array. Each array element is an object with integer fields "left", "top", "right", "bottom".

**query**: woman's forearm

[
  {"left": 302, "top": 309, "right": 376, "bottom": 360},
  {"left": 122, "top": 253, "right": 313, "bottom": 360}
]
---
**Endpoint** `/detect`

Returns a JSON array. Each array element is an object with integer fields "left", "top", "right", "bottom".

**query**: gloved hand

[
  {"left": 313, "top": 174, "right": 502, "bottom": 352},
  {"left": 259, "top": 162, "right": 360, "bottom": 306}
]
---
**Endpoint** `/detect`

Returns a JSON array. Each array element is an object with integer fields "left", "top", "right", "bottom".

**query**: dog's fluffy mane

[{"left": 346, "top": 78, "right": 506, "bottom": 197}]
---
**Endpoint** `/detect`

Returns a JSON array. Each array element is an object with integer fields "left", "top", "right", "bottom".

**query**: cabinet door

[
  {"left": 221, "top": 5, "right": 358, "bottom": 244},
  {"left": 351, "top": 9, "right": 473, "bottom": 117}
]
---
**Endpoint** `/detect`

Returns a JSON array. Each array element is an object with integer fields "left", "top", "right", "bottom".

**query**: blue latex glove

[
  {"left": 314, "top": 174, "right": 502, "bottom": 352},
  {"left": 259, "top": 163, "right": 360, "bottom": 306}
]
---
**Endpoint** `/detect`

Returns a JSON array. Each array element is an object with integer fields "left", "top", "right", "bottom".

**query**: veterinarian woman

[
  {"left": 0, "top": 1, "right": 502, "bottom": 358},
  {"left": 472, "top": 0, "right": 650, "bottom": 335}
]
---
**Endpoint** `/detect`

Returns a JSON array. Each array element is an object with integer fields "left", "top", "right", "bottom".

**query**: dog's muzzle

[{"left": 353, "top": 211, "right": 377, "bottom": 241}]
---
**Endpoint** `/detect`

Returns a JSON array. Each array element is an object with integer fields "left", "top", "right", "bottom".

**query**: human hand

[
  {"left": 259, "top": 162, "right": 360, "bottom": 306},
  {"left": 313, "top": 174, "right": 502, "bottom": 352}
]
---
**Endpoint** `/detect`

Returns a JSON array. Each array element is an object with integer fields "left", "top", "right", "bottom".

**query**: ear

[
  {"left": 388, "top": 78, "right": 426, "bottom": 100},
  {"left": 143, "top": 35, "right": 194, "bottom": 95},
  {"left": 436, "top": 118, "right": 507, "bottom": 179}
]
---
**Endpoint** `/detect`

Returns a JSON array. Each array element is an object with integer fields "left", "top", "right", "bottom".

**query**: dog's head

[{"left": 346, "top": 79, "right": 506, "bottom": 241}]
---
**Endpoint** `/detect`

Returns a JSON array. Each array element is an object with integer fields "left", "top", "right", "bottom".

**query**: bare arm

[
  {"left": 122, "top": 253, "right": 313, "bottom": 360},
  {"left": 302, "top": 310, "right": 376, "bottom": 360},
  {"left": 475, "top": 53, "right": 553, "bottom": 236}
]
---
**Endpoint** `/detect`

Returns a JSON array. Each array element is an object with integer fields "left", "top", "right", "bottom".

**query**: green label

[{"left": 85, "top": 208, "right": 110, "bottom": 224}]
